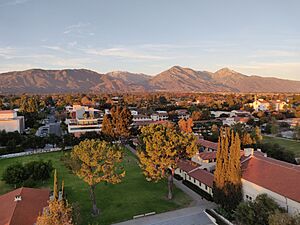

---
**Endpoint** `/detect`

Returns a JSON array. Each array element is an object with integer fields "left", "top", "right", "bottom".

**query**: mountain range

[{"left": 0, "top": 66, "right": 299, "bottom": 93}]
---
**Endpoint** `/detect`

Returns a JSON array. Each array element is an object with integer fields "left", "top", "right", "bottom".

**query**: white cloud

[
  {"left": 0, "top": 0, "right": 31, "bottom": 7},
  {"left": 250, "top": 50, "right": 299, "bottom": 58},
  {"left": 83, "top": 47, "right": 170, "bottom": 60}
]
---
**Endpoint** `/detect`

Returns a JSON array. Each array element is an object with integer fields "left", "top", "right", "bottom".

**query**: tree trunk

[
  {"left": 167, "top": 174, "right": 173, "bottom": 200},
  {"left": 90, "top": 185, "right": 100, "bottom": 216}
]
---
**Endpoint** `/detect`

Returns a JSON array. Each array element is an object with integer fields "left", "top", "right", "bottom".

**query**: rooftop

[
  {"left": 242, "top": 154, "right": 300, "bottom": 203},
  {"left": 0, "top": 187, "right": 50, "bottom": 225}
]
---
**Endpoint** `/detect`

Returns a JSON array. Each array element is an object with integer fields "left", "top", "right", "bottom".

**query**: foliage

[
  {"left": 137, "top": 123, "right": 198, "bottom": 199},
  {"left": 257, "top": 142, "right": 296, "bottom": 164},
  {"left": 102, "top": 106, "right": 133, "bottom": 140},
  {"left": 2, "top": 160, "right": 53, "bottom": 187},
  {"left": 268, "top": 211, "right": 300, "bottom": 225},
  {"left": 36, "top": 170, "right": 74, "bottom": 225},
  {"left": 178, "top": 118, "right": 194, "bottom": 133},
  {"left": 182, "top": 180, "right": 213, "bottom": 201},
  {"left": 71, "top": 139, "right": 125, "bottom": 216},
  {"left": 213, "top": 127, "right": 243, "bottom": 212},
  {"left": 234, "top": 194, "right": 284, "bottom": 225}
]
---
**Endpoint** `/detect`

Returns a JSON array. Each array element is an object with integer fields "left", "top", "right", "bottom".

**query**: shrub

[
  {"left": 182, "top": 180, "right": 213, "bottom": 201},
  {"left": 2, "top": 160, "right": 53, "bottom": 187}
]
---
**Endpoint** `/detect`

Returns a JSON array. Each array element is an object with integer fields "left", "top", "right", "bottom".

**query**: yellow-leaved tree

[
  {"left": 36, "top": 170, "right": 73, "bottom": 225},
  {"left": 137, "top": 123, "right": 198, "bottom": 199},
  {"left": 178, "top": 118, "right": 194, "bottom": 133},
  {"left": 71, "top": 139, "right": 125, "bottom": 216}
]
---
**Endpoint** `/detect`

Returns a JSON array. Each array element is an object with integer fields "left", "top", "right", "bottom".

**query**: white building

[
  {"left": 151, "top": 111, "right": 168, "bottom": 121},
  {"left": 251, "top": 99, "right": 270, "bottom": 111},
  {"left": 272, "top": 100, "right": 288, "bottom": 111},
  {"left": 0, "top": 110, "right": 24, "bottom": 133},
  {"left": 66, "top": 105, "right": 101, "bottom": 136},
  {"left": 241, "top": 151, "right": 300, "bottom": 214}
]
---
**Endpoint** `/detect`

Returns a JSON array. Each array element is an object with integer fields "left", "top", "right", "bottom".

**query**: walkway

[{"left": 113, "top": 207, "right": 214, "bottom": 225}]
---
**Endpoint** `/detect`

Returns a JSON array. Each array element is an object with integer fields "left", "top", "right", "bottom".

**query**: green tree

[
  {"left": 137, "top": 123, "right": 198, "bottom": 199},
  {"left": 235, "top": 194, "right": 284, "bottom": 225},
  {"left": 2, "top": 163, "right": 26, "bottom": 188},
  {"left": 269, "top": 211, "right": 300, "bottom": 225},
  {"left": 71, "top": 139, "right": 125, "bottom": 216}
]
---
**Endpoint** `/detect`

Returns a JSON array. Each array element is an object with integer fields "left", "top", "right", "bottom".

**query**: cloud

[
  {"left": 250, "top": 50, "right": 299, "bottom": 58},
  {"left": 0, "top": 0, "right": 31, "bottom": 7},
  {"left": 83, "top": 47, "right": 170, "bottom": 60},
  {"left": 63, "top": 22, "right": 92, "bottom": 35}
]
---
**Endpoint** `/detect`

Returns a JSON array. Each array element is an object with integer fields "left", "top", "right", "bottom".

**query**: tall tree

[
  {"left": 71, "top": 139, "right": 125, "bottom": 216},
  {"left": 102, "top": 106, "right": 133, "bottom": 140},
  {"left": 213, "top": 127, "right": 242, "bottom": 212},
  {"left": 137, "top": 123, "right": 198, "bottom": 199},
  {"left": 36, "top": 171, "right": 73, "bottom": 225}
]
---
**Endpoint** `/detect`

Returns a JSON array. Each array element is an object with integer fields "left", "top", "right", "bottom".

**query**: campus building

[
  {"left": 65, "top": 105, "right": 102, "bottom": 136},
  {"left": 0, "top": 187, "right": 50, "bottom": 225},
  {"left": 0, "top": 110, "right": 25, "bottom": 133}
]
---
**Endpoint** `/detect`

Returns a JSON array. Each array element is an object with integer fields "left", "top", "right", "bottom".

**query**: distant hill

[{"left": 0, "top": 66, "right": 299, "bottom": 93}]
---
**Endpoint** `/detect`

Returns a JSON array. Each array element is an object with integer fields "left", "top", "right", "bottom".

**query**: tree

[
  {"left": 191, "top": 111, "right": 202, "bottom": 121},
  {"left": 269, "top": 211, "right": 300, "bottom": 225},
  {"left": 102, "top": 106, "right": 133, "bottom": 140},
  {"left": 213, "top": 127, "right": 242, "bottom": 212},
  {"left": 137, "top": 123, "right": 198, "bottom": 199},
  {"left": 36, "top": 171, "right": 74, "bottom": 225},
  {"left": 2, "top": 163, "right": 26, "bottom": 188},
  {"left": 293, "top": 123, "right": 300, "bottom": 140},
  {"left": 178, "top": 118, "right": 194, "bottom": 133},
  {"left": 235, "top": 194, "right": 284, "bottom": 225},
  {"left": 71, "top": 139, "right": 125, "bottom": 216}
]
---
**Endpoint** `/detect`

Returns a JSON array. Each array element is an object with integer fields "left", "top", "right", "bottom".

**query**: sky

[{"left": 0, "top": 0, "right": 300, "bottom": 80}]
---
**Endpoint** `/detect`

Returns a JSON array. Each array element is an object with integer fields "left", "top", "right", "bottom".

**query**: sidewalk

[{"left": 113, "top": 206, "right": 214, "bottom": 225}]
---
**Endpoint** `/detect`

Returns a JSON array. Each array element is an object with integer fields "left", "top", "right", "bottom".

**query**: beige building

[{"left": 0, "top": 110, "right": 25, "bottom": 133}]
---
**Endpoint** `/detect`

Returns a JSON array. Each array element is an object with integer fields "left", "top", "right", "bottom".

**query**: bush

[
  {"left": 182, "top": 180, "right": 213, "bottom": 201},
  {"left": 2, "top": 160, "right": 53, "bottom": 187},
  {"left": 174, "top": 174, "right": 183, "bottom": 181}
]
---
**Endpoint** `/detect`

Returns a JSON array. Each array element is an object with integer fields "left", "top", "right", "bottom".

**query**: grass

[
  {"left": 0, "top": 148, "right": 192, "bottom": 225},
  {"left": 263, "top": 136, "right": 300, "bottom": 157}
]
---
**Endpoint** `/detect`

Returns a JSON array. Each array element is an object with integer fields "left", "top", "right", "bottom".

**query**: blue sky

[{"left": 0, "top": 0, "right": 300, "bottom": 80}]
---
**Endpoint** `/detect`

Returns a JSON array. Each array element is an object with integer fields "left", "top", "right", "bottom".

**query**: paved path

[{"left": 113, "top": 207, "right": 214, "bottom": 225}]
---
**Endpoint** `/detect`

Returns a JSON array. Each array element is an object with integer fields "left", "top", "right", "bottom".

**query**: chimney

[
  {"left": 244, "top": 148, "right": 254, "bottom": 157},
  {"left": 14, "top": 195, "right": 22, "bottom": 202}
]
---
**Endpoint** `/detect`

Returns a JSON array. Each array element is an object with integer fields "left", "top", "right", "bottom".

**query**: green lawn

[
  {"left": 263, "top": 136, "right": 300, "bottom": 157},
  {"left": 0, "top": 149, "right": 191, "bottom": 225}
]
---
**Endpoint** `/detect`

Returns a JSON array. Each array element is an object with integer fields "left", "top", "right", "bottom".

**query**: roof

[
  {"left": 0, "top": 110, "right": 15, "bottom": 114},
  {"left": 0, "top": 187, "right": 50, "bottom": 225},
  {"left": 177, "top": 160, "right": 198, "bottom": 172},
  {"left": 198, "top": 151, "right": 217, "bottom": 160},
  {"left": 197, "top": 139, "right": 218, "bottom": 150},
  {"left": 189, "top": 169, "right": 214, "bottom": 187},
  {"left": 242, "top": 154, "right": 300, "bottom": 203}
]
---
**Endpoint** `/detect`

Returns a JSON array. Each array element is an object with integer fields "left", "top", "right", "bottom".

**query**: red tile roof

[
  {"left": 0, "top": 110, "right": 15, "bottom": 114},
  {"left": 242, "top": 154, "right": 300, "bottom": 203},
  {"left": 198, "top": 151, "right": 217, "bottom": 160},
  {"left": 177, "top": 160, "right": 198, "bottom": 172},
  {"left": 0, "top": 187, "right": 50, "bottom": 225},
  {"left": 197, "top": 139, "right": 218, "bottom": 151},
  {"left": 189, "top": 169, "right": 214, "bottom": 187}
]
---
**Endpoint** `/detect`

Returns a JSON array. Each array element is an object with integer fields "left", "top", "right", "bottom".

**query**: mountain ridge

[{"left": 0, "top": 66, "right": 299, "bottom": 93}]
